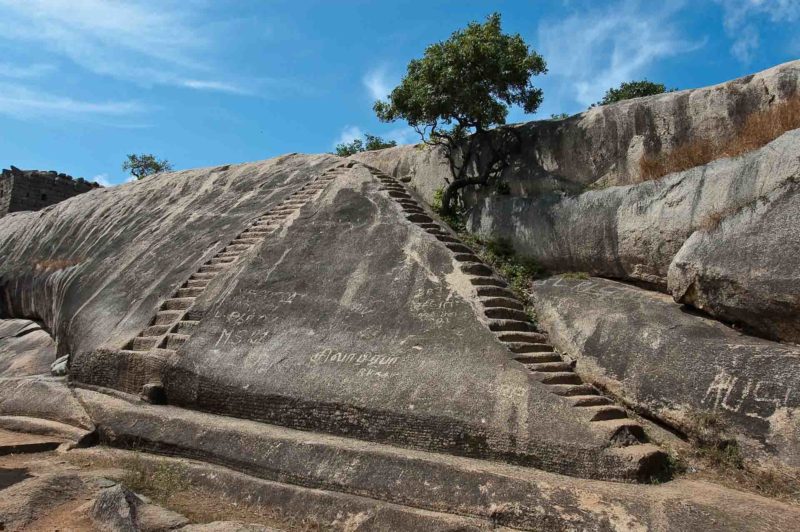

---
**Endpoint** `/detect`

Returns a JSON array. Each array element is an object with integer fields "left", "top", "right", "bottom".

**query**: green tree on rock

[
  {"left": 122, "top": 153, "right": 173, "bottom": 180},
  {"left": 334, "top": 134, "right": 397, "bottom": 157},
  {"left": 374, "top": 13, "right": 547, "bottom": 214},
  {"left": 596, "top": 80, "right": 675, "bottom": 106}
]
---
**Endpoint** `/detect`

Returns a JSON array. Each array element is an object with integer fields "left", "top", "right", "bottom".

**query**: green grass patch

[{"left": 121, "top": 453, "right": 191, "bottom": 503}]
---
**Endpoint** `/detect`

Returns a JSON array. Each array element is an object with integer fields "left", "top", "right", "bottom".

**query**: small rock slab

[{"left": 0, "top": 428, "right": 64, "bottom": 456}]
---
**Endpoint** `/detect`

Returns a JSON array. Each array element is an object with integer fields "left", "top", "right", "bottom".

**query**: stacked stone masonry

[{"left": 0, "top": 166, "right": 100, "bottom": 217}]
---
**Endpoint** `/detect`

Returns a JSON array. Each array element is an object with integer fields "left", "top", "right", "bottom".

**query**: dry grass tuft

[{"left": 639, "top": 95, "right": 800, "bottom": 182}]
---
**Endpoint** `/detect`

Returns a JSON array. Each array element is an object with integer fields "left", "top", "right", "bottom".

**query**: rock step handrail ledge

[{"left": 359, "top": 163, "right": 658, "bottom": 451}]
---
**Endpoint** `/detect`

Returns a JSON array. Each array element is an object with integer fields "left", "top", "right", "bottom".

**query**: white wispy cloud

[
  {"left": 0, "top": 62, "right": 56, "bottom": 79},
  {"left": 181, "top": 80, "right": 252, "bottom": 95},
  {"left": 538, "top": 1, "right": 702, "bottom": 108},
  {"left": 0, "top": 82, "right": 146, "bottom": 120},
  {"left": 714, "top": 0, "right": 800, "bottom": 62},
  {"left": 92, "top": 173, "right": 112, "bottom": 187},
  {"left": 363, "top": 66, "right": 393, "bottom": 101},
  {"left": 0, "top": 0, "right": 248, "bottom": 94},
  {"left": 333, "top": 125, "right": 364, "bottom": 148},
  {"left": 384, "top": 126, "right": 418, "bottom": 145}
]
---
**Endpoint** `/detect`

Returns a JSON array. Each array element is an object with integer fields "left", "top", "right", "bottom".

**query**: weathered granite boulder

[
  {"left": 90, "top": 484, "right": 142, "bottom": 532},
  {"left": 0, "top": 319, "right": 56, "bottom": 376},
  {"left": 0, "top": 376, "right": 93, "bottom": 431},
  {"left": 353, "top": 59, "right": 800, "bottom": 199},
  {"left": 530, "top": 275, "right": 800, "bottom": 468},
  {"left": 90, "top": 483, "right": 189, "bottom": 532},
  {"left": 669, "top": 177, "right": 800, "bottom": 343},
  {"left": 467, "top": 127, "right": 799, "bottom": 286}
]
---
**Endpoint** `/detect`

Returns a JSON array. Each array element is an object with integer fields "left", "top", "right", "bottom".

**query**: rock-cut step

[
  {"left": 470, "top": 276, "right": 508, "bottom": 288},
  {"left": 480, "top": 297, "right": 524, "bottom": 310},
  {"left": 483, "top": 307, "right": 529, "bottom": 321},
  {"left": 162, "top": 333, "right": 190, "bottom": 350},
  {"left": 154, "top": 310, "right": 183, "bottom": 325},
  {"left": 505, "top": 342, "right": 554, "bottom": 354},
  {"left": 487, "top": 319, "right": 537, "bottom": 333},
  {"left": 176, "top": 287, "right": 204, "bottom": 298},
  {"left": 459, "top": 261, "right": 493, "bottom": 276},
  {"left": 129, "top": 336, "right": 160, "bottom": 351},
  {"left": 513, "top": 352, "right": 562, "bottom": 364},
  {"left": 161, "top": 298, "right": 195, "bottom": 311},
  {"left": 496, "top": 331, "right": 548, "bottom": 343},
  {"left": 530, "top": 371, "right": 583, "bottom": 385}
]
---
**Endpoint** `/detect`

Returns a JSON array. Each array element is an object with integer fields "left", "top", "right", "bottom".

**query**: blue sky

[{"left": 0, "top": 0, "right": 797, "bottom": 186}]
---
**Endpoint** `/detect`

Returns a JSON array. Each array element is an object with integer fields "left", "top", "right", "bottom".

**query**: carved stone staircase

[
  {"left": 87, "top": 163, "right": 350, "bottom": 399},
  {"left": 362, "top": 164, "right": 654, "bottom": 448}
]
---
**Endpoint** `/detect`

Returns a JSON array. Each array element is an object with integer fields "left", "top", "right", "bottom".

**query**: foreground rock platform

[{"left": 7, "top": 389, "right": 797, "bottom": 531}]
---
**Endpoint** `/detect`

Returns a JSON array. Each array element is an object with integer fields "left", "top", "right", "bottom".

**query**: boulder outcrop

[
  {"left": 0, "top": 154, "right": 338, "bottom": 358},
  {"left": 530, "top": 275, "right": 800, "bottom": 468},
  {"left": 1, "top": 60, "right": 799, "bottom": 527},
  {"left": 353, "top": 59, "right": 800, "bottom": 197},
  {"left": 669, "top": 176, "right": 800, "bottom": 343},
  {"left": 355, "top": 62, "right": 800, "bottom": 342}
]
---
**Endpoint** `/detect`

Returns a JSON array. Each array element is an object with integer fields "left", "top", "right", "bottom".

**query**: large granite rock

[
  {"left": 353, "top": 63, "right": 800, "bottom": 343},
  {"left": 149, "top": 165, "right": 654, "bottom": 481},
  {"left": 0, "top": 156, "right": 663, "bottom": 481},
  {"left": 468, "top": 129, "right": 800, "bottom": 343},
  {"left": 354, "top": 59, "right": 800, "bottom": 199},
  {"left": 530, "top": 275, "right": 800, "bottom": 468},
  {"left": 669, "top": 177, "right": 800, "bottom": 343},
  {"left": 468, "top": 128, "right": 799, "bottom": 287}
]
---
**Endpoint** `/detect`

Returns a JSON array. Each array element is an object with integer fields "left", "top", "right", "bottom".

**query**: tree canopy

[
  {"left": 596, "top": 80, "right": 675, "bottom": 106},
  {"left": 374, "top": 13, "right": 546, "bottom": 139},
  {"left": 122, "top": 153, "right": 173, "bottom": 180},
  {"left": 334, "top": 134, "right": 397, "bottom": 157},
  {"left": 373, "top": 13, "right": 546, "bottom": 214}
]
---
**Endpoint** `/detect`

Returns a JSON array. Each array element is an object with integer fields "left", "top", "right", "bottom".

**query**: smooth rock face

[
  {"left": 0, "top": 154, "right": 338, "bottom": 359},
  {"left": 669, "top": 178, "right": 800, "bottom": 343},
  {"left": 530, "top": 276, "right": 800, "bottom": 467},
  {"left": 469, "top": 128, "right": 799, "bottom": 279},
  {"left": 161, "top": 166, "right": 639, "bottom": 480},
  {"left": 1, "top": 155, "right": 660, "bottom": 480},
  {"left": 0, "top": 319, "right": 56, "bottom": 376},
  {"left": 0, "top": 376, "right": 94, "bottom": 430}
]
